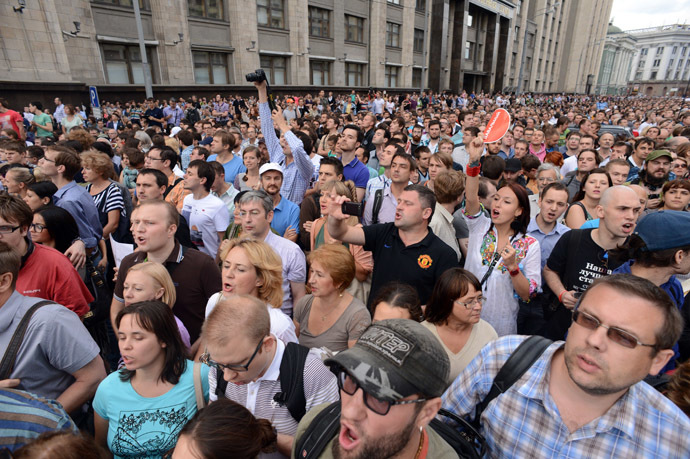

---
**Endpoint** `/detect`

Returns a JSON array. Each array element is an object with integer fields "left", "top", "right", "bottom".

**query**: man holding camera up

[{"left": 252, "top": 73, "right": 314, "bottom": 206}]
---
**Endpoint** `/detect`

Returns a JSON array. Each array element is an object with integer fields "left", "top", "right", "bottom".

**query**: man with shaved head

[
  {"left": 201, "top": 295, "right": 338, "bottom": 456},
  {"left": 541, "top": 186, "right": 642, "bottom": 340}
]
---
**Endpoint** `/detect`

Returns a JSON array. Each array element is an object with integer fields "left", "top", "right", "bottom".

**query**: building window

[
  {"left": 413, "top": 29, "right": 424, "bottom": 53},
  {"left": 102, "top": 44, "right": 155, "bottom": 84},
  {"left": 638, "top": 60, "right": 645, "bottom": 68},
  {"left": 416, "top": 0, "right": 426, "bottom": 11},
  {"left": 656, "top": 46, "right": 664, "bottom": 55},
  {"left": 465, "top": 41, "right": 474, "bottom": 59},
  {"left": 260, "top": 55, "right": 287, "bottom": 84},
  {"left": 650, "top": 71, "right": 657, "bottom": 79},
  {"left": 310, "top": 60, "right": 331, "bottom": 85},
  {"left": 345, "top": 63, "right": 365, "bottom": 86},
  {"left": 309, "top": 7, "right": 330, "bottom": 38},
  {"left": 387, "top": 0, "right": 400, "bottom": 4},
  {"left": 188, "top": 0, "right": 223, "bottom": 19},
  {"left": 682, "top": 47, "right": 687, "bottom": 56},
  {"left": 669, "top": 59, "right": 674, "bottom": 67},
  {"left": 385, "top": 66, "right": 399, "bottom": 87},
  {"left": 92, "top": 0, "right": 148, "bottom": 8},
  {"left": 641, "top": 48, "right": 648, "bottom": 55},
  {"left": 257, "top": 0, "right": 284, "bottom": 29},
  {"left": 412, "top": 68, "right": 422, "bottom": 88},
  {"left": 345, "top": 15, "right": 364, "bottom": 43},
  {"left": 386, "top": 22, "right": 401, "bottom": 48},
  {"left": 193, "top": 51, "right": 229, "bottom": 84},
  {"left": 672, "top": 46, "right": 678, "bottom": 54},
  {"left": 653, "top": 59, "right": 661, "bottom": 67},
  {"left": 467, "top": 13, "right": 473, "bottom": 27},
  {"left": 635, "top": 71, "right": 642, "bottom": 80}
]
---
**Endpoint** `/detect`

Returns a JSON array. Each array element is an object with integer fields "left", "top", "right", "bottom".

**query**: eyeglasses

[
  {"left": 199, "top": 337, "right": 265, "bottom": 373},
  {"left": 30, "top": 223, "right": 46, "bottom": 232},
  {"left": 40, "top": 157, "right": 56, "bottom": 164},
  {"left": 537, "top": 177, "right": 556, "bottom": 183},
  {"left": 336, "top": 369, "right": 427, "bottom": 416},
  {"left": 455, "top": 296, "right": 486, "bottom": 309},
  {"left": 146, "top": 156, "right": 164, "bottom": 162},
  {"left": 0, "top": 225, "right": 20, "bottom": 235},
  {"left": 572, "top": 309, "right": 656, "bottom": 349}
]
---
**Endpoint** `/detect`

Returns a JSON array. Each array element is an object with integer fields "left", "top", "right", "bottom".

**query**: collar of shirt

[
  {"left": 392, "top": 225, "right": 434, "bottom": 249},
  {"left": 274, "top": 195, "right": 288, "bottom": 212},
  {"left": 343, "top": 156, "right": 362, "bottom": 169},
  {"left": 52, "top": 180, "right": 78, "bottom": 202},
  {"left": 252, "top": 335, "right": 284, "bottom": 384},
  {"left": 135, "top": 240, "right": 183, "bottom": 265},
  {"left": 0, "top": 290, "right": 24, "bottom": 334},
  {"left": 527, "top": 217, "right": 569, "bottom": 237},
  {"left": 435, "top": 203, "right": 454, "bottom": 224}
]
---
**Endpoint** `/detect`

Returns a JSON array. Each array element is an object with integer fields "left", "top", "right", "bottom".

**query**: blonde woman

[
  {"left": 204, "top": 237, "right": 297, "bottom": 344},
  {"left": 4, "top": 167, "right": 35, "bottom": 199},
  {"left": 309, "top": 179, "right": 373, "bottom": 302},
  {"left": 122, "top": 261, "right": 191, "bottom": 349}
]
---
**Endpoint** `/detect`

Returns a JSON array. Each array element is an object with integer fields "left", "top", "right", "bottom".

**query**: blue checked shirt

[
  {"left": 259, "top": 102, "right": 314, "bottom": 205},
  {"left": 442, "top": 335, "right": 690, "bottom": 458}
]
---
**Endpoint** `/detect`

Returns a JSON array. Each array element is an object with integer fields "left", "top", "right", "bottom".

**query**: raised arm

[
  {"left": 255, "top": 81, "right": 284, "bottom": 164},
  {"left": 326, "top": 194, "right": 366, "bottom": 246},
  {"left": 464, "top": 132, "right": 485, "bottom": 216}
]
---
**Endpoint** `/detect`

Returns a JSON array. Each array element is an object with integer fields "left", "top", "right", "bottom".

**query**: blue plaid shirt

[
  {"left": 259, "top": 102, "right": 314, "bottom": 205},
  {"left": 442, "top": 335, "right": 690, "bottom": 458}
]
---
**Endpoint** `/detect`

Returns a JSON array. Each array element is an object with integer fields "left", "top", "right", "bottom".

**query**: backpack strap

[
  {"left": 371, "top": 188, "right": 384, "bottom": 225},
  {"left": 215, "top": 368, "right": 228, "bottom": 399},
  {"left": 473, "top": 336, "right": 552, "bottom": 425},
  {"left": 0, "top": 300, "right": 55, "bottom": 380},
  {"left": 274, "top": 342, "right": 311, "bottom": 422},
  {"left": 164, "top": 177, "right": 183, "bottom": 198},
  {"left": 294, "top": 402, "right": 342, "bottom": 459}
]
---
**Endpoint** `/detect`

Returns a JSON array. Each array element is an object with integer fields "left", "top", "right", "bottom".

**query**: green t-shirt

[{"left": 33, "top": 113, "right": 52, "bottom": 137}]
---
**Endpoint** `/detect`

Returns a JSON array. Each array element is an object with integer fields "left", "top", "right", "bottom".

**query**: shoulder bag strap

[
  {"left": 0, "top": 300, "right": 55, "bottom": 380},
  {"left": 372, "top": 188, "right": 384, "bottom": 225},
  {"left": 294, "top": 402, "right": 342, "bottom": 459},
  {"left": 275, "top": 342, "right": 312, "bottom": 422},
  {"left": 193, "top": 361, "right": 206, "bottom": 411},
  {"left": 474, "top": 336, "right": 552, "bottom": 425}
]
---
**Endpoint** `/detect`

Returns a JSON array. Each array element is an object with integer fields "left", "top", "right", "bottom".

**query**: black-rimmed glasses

[
  {"left": 336, "top": 369, "right": 427, "bottom": 416},
  {"left": 200, "top": 337, "right": 265, "bottom": 373}
]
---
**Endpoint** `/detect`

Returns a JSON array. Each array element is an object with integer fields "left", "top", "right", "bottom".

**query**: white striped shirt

[{"left": 209, "top": 337, "right": 339, "bottom": 436}]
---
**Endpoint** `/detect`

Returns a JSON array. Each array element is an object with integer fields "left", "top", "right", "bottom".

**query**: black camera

[{"left": 245, "top": 69, "right": 267, "bottom": 83}]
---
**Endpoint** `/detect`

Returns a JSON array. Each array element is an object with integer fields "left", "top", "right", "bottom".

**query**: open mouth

[
  {"left": 338, "top": 423, "right": 361, "bottom": 451},
  {"left": 621, "top": 223, "right": 634, "bottom": 233}
]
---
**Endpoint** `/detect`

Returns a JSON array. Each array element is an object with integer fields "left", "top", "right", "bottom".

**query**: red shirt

[
  {"left": 0, "top": 110, "right": 23, "bottom": 138},
  {"left": 17, "top": 243, "right": 93, "bottom": 317}
]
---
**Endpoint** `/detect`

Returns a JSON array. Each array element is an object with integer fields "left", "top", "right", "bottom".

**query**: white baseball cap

[
  {"left": 259, "top": 162, "right": 284, "bottom": 176},
  {"left": 169, "top": 126, "right": 182, "bottom": 137}
]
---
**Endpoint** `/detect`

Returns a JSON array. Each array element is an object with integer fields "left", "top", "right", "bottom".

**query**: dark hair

[
  {"left": 498, "top": 182, "right": 531, "bottom": 234},
  {"left": 35, "top": 205, "right": 80, "bottom": 254},
  {"left": 425, "top": 268, "right": 482, "bottom": 324},
  {"left": 565, "top": 130, "right": 582, "bottom": 140},
  {"left": 403, "top": 184, "right": 435, "bottom": 221},
  {"left": 520, "top": 154, "right": 541, "bottom": 172},
  {"left": 293, "top": 130, "right": 313, "bottom": 156},
  {"left": 392, "top": 152, "right": 417, "bottom": 172},
  {"left": 572, "top": 167, "right": 612, "bottom": 202},
  {"left": 578, "top": 274, "right": 682, "bottom": 353},
  {"left": 48, "top": 146, "right": 81, "bottom": 180},
  {"left": 194, "top": 146, "right": 211, "bottom": 160},
  {"left": 318, "top": 156, "right": 344, "bottom": 177},
  {"left": 0, "top": 241, "right": 21, "bottom": 289},
  {"left": 209, "top": 160, "right": 226, "bottom": 178},
  {"left": 123, "top": 147, "right": 145, "bottom": 167},
  {"left": 463, "top": 126, "right": 480, "bottom": 137},
  {"left": 482, "top": 155, "right": 505, "bottom": 181},
  {"left": 12, "top": 430, "right": 109, "bottom": 459},
  {"left": 3, "top": 140, "right": 26, "bottom": 154},
  {"left": 0, "top": 191, "right": 33, "bottom": 229},
  {"left": 370, "top": 281, "right": 423, "bottom": 322},
  {"left": 540, "top": 181, "right": 568, "bottom": 200},
  {"left": 137, "top": 168, "right": 168, "bottom": 188},
  {"left": 27, "top": 181, "right": 58, "bottom": 202},
  {"left": 611, "top": 232, "right": 690, "bottom": 269},
  {"left": 150, "top": 145, "right": 177, "bottom": 169},
  {"left": 177, "top": 129, "right": 194, "bottom": 147},
  {"left": 188, "top": 159, "right": 215, "bottom": 192},
  {"left": 115, "top": 300, "right": 188, "bottom": 384},
  {"left": 31, "top": 101, "right": 44, "bottom": 111},
  {"left": 90, "top": 141, "right": 113, "bottom": 158},
  {"left": 177, "top": 398, "right": 277, "bottom": 458},
  {"left": 612, "top": 141, "right": 632, "bottom": 156},
  {"left": 635, "top": 136, "right": 655, "bottom": 150},
  {"left": 342, "top": 124, "right": 364, "bottom": 143}
]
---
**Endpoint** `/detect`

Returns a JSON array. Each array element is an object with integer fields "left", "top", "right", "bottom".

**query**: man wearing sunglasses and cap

[
  {"left": 294, "top": 319, "right": 457, "bottom": 458},
  {"left": 443, "top": 274, "right": 689, "bottom": 458}
]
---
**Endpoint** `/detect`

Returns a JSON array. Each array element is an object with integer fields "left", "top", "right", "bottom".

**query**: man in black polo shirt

[
  {"left": 327, "top": 184, "right": 457, "bottom": 307},
  {"left": 110, "top": 200, "right": 221, "bottom": 343}
]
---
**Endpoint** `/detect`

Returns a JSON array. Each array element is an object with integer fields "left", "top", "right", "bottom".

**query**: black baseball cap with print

[{"left": 325, "top": 319, "right": 450, "bottom": 403}]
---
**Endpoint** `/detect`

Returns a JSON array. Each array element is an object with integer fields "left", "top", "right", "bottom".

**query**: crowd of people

[{"left": 0, "top": 85, "right": 690, "bottom": 458}]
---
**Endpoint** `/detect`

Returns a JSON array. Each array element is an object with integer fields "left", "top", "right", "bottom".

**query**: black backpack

[
  {"left": 215, "top": 342, "right": 312, "bottom": 422},
  {"left": 295, "top": 335, "right": 552, "bottom": 459},
  {"left": 371, "top": 188, "right": 384, "bottom": 225}
]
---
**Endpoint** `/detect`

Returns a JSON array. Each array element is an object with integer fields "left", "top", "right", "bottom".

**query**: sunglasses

[
  {"left": 336, "top": 369, "right": 427, "bottom": 416},
  {"left": 572, "top": 309, "right": 656, "bottom": 350},
  {"left": 200, "top": 337, "right": 265, "bottom": 373}
]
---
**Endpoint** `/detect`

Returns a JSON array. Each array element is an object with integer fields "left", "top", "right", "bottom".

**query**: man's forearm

[{"left": 57, "top": 356, "right": 105, "bottom": 413}]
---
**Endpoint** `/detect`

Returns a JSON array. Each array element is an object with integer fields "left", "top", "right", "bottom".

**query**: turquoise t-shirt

[
  {"left": 33, "top": 113, "right": 52, "bottom": 137},
  {"left": 93, "top": 361, "right": 210, "bottom": 458}
]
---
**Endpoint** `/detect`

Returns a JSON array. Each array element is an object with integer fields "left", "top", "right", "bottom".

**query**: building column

[
  {"left": 449, "top": 0, "right": 467, "bottom": 94},
  {"left": 428, "top": 0, "right": 450, "bottom": 92},
  {"left": 495, "top": 16, "right": 510, "bottom": 92},
  {"left": 149, "top": 0, "right": 194, "bottom": 84},
  {"left": 483, "top": 12, "right": 498, "bottom": 92}
]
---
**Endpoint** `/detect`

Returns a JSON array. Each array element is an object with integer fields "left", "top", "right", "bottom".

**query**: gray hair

[
  {"left": 134, "top": 130, "right": 152, "bottom": 152},
  {"left": 536, "top": 162, "right": 561, "bottom": 180},
  {"left": 238, "top": 190, "right": 274, "bottom": 215}
]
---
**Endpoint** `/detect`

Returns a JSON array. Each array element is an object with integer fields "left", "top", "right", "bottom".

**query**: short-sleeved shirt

[
  {"left": 114, "top": 241, "right": 221, "bottom": 342},
  {"left": 18, "top": 241, "right": 93, "bottom": 318},
  {"left": 0, "top": 110, "right": 24, "bottom": 137},
  {"left": 32, "top": 113, "right": 52, "bottom": 137},
  {"left": 0, "top": 292, "right": 100, "bottom": 401},
  {"left": 264, "top": 231, "right": 307, "bottom": 317},
  {"left": 144, "top": 107, "right": 164, "bottom": 128},
  {"left": 207, "top": 154, "right": 246, "bottom": 184},
  {"left": 181, "top": 193, "right": 229, "bottom": 258},
  {"left": 293, "top": 295, "right": 371, "bottom": 352},
  {"left": 93, "top": 361, "right": 209, "bottom": 458},
  {"left": 271, "top": 195, "right": 301, "bottom": 237},
  {"left": 342, "top": 156, "right": 371, "bottom": 190},
  {"left": 362, "top": 223, "right": 458, "bottom": 307}
]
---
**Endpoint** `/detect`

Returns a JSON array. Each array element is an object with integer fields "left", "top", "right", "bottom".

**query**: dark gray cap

[{"left": 325, "top": 319, "right": 450, "bottom": 402}]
